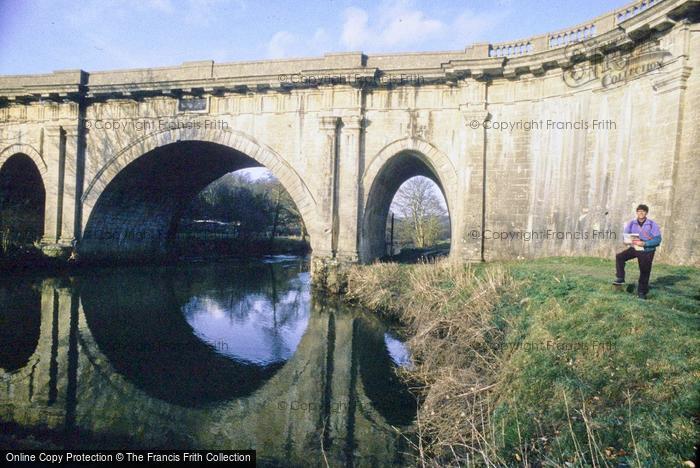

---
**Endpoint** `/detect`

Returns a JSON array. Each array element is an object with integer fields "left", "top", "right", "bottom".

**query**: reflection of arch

[
  {"left": 79, "top": 268, "right": 289, "bottom": 407},
  {"left": 0, "top": 283, "right": 42, "bottom": 373},
  {"left": 79, "top": 127, "right": 317, "bottom": 259},
  {"left": 361, "top": 138, "right": 457, "bottom": 263},
  {"left": 354, "top": 317, "right": 417, "bottom": 427},
  {"left": 1, "top": 276, "right": 410, "bottom": 462}
]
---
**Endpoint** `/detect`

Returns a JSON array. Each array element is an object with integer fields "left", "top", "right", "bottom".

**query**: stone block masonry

[{"left": 0, "top": 0, "right": 698, "bottom": 290}]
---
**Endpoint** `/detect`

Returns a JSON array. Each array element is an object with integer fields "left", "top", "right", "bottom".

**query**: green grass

[
  {"left": 493, "top": 257, "right": 699, "bottom": 466},
  {"left": 346, "top": 256, "right": 700, "bottom": 466}
]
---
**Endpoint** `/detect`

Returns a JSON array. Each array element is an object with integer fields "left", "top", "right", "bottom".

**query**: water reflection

[
  {"left": 385, "top": 333, "right": 413, "bottom": 369},
  {"left": 0, "top": 281, "right": 41, "bottom": 372},
  {"left": 0, "top": 257, "right": 417, "bottom": 465},
  {"left": 183, "top": 273, "right": 310, "bottom": 366},
  {"left": 80, "top": 266, "right": 288, "bottom": 406}
]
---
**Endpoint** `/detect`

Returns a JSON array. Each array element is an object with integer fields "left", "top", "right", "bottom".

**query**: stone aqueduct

[{"left": 1, "top": 0, "right": 699, "bottom": 284}]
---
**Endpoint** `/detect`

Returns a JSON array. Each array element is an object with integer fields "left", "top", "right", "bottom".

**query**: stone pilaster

[
  {"left": 460, "top": 104, "right": 490, "bottom": 262},
  {"left": 59, "top": 126, "right": 80, "bottom": 245},
  {"left": 316, "top": 115, "right": 340, "bottom": 259},
  {"left": 336, "top": 115, "right": 364, "bottom": 262},
  {"left": 40, "top": 126, "right": 63, "bottom": 248}
]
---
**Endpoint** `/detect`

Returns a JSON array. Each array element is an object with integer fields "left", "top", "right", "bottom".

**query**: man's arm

[
  {"left": 643, "top": 221, "right": 662, "bottom": 247},
  {"left": 644, "top": 234, "right": 662, "bottom": 247}
]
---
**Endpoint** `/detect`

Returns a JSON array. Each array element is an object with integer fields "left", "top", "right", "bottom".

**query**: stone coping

[{"left": 0, "top": 0, "right": 696, "bottom": 99}]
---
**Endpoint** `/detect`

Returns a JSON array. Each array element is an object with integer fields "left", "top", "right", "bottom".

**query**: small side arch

[
  {"left": 0, "top": 143, "right": 48, "bottom": 176},
  {"left": 361, "top": 138, "right": 458, "bottom": 263},
  {"left": 0, "top": 144, "right": 48, "bottom": 247},
  {"left": 362, "top": 138, "right": 458, "bottom": 211}
]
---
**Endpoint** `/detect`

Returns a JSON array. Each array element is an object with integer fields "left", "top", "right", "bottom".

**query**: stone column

[
  {"left": 41, "top": 126, "right": 63, "bottom": 246},
  {"left": 311, "top": 116, "right": 347, "bottom": 291},
  {"left": 317, "top": 115, "right": 340, "bottom": 258},
  {"left": 40, "top": 124, "right": 81, "bottom": 256},
  {"left": 59, "top": 126, "right": 81, "bottom": 246},
  {"left": 460, "top": 104, "right": 491, "bottom": 262},
  {"left": 336, "top": 115, "right": 364, "bottom": 262}
]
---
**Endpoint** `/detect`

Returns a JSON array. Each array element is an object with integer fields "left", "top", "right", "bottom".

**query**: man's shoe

[
  {"left": 638, "top": 293, "right": 647, "bottom": 300},
  {"left": 612, "top": 278, "right": 625, "bottom": 285}
]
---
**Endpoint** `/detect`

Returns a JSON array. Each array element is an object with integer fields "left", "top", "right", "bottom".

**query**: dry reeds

[{"left": 347, "top": 259, "right": 515, "bottom": 466}]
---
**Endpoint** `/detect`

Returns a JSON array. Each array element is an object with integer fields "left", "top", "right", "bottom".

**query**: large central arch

[{"left": 80, "top": 128, "right": 318, "bottom": 261}]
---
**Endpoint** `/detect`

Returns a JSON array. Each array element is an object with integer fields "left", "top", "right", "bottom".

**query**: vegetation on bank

[{"left": 345, "top": 257, "right": 700, "bottom": 466}]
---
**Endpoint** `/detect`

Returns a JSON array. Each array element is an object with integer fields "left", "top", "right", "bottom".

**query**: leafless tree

[{"left": 391, "top": 176, "right": 447, "bottom": 248}]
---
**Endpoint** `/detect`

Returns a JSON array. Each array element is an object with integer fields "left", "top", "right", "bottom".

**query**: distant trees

[
  {"left": 389, "top": 176, "right": 449, "bottom": 250},
  {"left": 181, "top": 171, "right": 305, "bottom": 244}
]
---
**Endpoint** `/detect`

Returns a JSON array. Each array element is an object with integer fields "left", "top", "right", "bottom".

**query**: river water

[{"left": 0, "top": 256, "right": 417, "bottom": 466}]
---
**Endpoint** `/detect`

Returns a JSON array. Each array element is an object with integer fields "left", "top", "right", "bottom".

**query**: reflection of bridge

[
  {"left": 0, "top": 280, "right": 414, "bottom": 466},
  {"left": 0, "top": 0, "right": 699, "bottom": 283}
]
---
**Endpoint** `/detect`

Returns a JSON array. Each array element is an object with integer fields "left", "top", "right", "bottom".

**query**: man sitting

[{"left": 613, "top": 204, "right": 662, "bottom": 299}]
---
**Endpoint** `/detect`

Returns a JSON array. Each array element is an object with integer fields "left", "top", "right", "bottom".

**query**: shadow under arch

[
  {"left": 0, "top": 152, "right": 47, "bottom": 246},
  {"left": 80, "top": 129, "right": 317, "bottom": 261},
  {"left": 78, "top": 267, "right": 298, "bottom": 408},
  {"left": 361, "top": 142, "right": 455, "bottom": 263}
]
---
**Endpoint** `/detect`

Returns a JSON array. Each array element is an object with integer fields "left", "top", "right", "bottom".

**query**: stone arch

[
  {"left": 80, "top": 127, "right": 319, "bottom": 258},
  {"left": 0, "top": 144, "right": 48, "bottom": 247},
  {"left": 360, "top": 138, "right": 458, "bottom": 263},
  {"left": 0, "top": 143, "right": 48, "bottom": 177},
  {"left": 362, "top": 138, "right": 458, "bottom": 212}
]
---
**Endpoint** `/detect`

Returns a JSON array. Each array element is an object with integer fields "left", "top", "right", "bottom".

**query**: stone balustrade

[{"left": 616, "top": 0, "right": 663, "bottom": 23}]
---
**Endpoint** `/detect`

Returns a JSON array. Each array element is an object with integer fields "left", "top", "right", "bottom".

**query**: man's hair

[{"left": 636, "top": 204, "right": 649, "bottom": 213}]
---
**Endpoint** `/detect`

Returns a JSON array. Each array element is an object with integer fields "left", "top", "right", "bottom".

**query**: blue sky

[{"left": 1, "top": 0, "right": 627, "bottom": 75}]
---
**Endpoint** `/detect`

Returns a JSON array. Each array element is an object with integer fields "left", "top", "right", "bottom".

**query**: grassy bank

[{"left": 345, "top": 257, "right": 700, "bottom": 466}]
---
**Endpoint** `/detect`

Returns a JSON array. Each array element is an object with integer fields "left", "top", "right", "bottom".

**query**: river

[{"left": 0, "top": 256, "right": 417, "bottom": 467}]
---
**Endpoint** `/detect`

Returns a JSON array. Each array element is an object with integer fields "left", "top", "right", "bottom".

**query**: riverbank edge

[
  {"left": 0, "top": 239, "right": 310, "bottom": 279},
  {"left": 343, "top": 257, "right": 700, "bottom": 466}
]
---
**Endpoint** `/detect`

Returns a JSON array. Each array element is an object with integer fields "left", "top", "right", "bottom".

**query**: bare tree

[{"left": 391, "top": 176, "right": 447, "bottom": 248}]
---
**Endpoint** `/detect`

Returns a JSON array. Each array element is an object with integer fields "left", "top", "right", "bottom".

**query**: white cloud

[
  {"left": 267, "top": 31, "right": 297, "bottom": 59},
  {"left": 266, "top": 28, "right": 330, "bottom": 59},
  {"left": 267, "top": 0, "right": 507, "bottom": 60},
  {"left": 340, "top": 0, "right": 507, "bottom": 52},
  {"left": 341, "top": 7, "right": 370, "bottom": 50},
  {"left": 448, "top": 9, "right": 507, "bottom": 48}
]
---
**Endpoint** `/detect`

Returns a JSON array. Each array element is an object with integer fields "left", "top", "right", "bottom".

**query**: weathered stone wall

[
  {"left": 482, "top": 24, "right": 698, "bottom": 264},
  {"left": 0, "top": 0, "right": 697, "bottom": 270},
  {"left": 667, "top": 22, "right": 700, "bottom": 265}
]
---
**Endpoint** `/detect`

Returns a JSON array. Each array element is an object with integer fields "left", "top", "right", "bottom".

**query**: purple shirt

[{"left": 623, "top": 218, "right": 662, "bottom": 251}]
